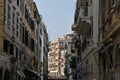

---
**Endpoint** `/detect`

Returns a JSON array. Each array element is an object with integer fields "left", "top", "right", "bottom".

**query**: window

[
  {"left": 25, "top": 6, "right": 28, "bottom": 19},
  {"left": 7, "top": 4, "right": 11, "bottom": 29},
  {"left": 10, "top": 44, "right": 14, "bottom": 55},
  {"left": 22, "top": 26, "right": 25, "bottom": 43},
  {"left": 31, "top": 20, "right": 34, "bottom": 30},
  {"left": 84, "top": 2, "right": 88, "bottom": 16},
  {"left": 16, "top": 17, "right": 19, "bottom": 38},
  {"left": 20, "top": 0, "right": 24, "bottom": 15},
  {"left": 17, "top": 0, "right": 19, "bottom": 6},
  {"left": 28, "top": 37, "right": 31, "bottom": 50},
  {"left": 20, "top": 24, "right": 22, "bottom": 41},
  {"left": 101, "top": 0, "right": 105, "bottom": 24},
  {"left": 15, "top": 48, "right": 22, "bottom": 61},
  {"left": 31, "top": 39, "right": 34, "bottom": 51},
  {"left": 39, "top": 38, "right": 42, "bottom": 47},
  {"left": 34, "top": 11, "right": 37, "bottom": 18},
  {"left": 25, "top": 30, "right": 28, "bottom": 46},
  {"left": 108, "top": 17, "right": 112, "bottom": 28},
  {"left": 19, "top": 50, "right": 22, "bottom": 61},
  {"left": 12, "top": 12, "right": 15, "bottom": 34},
  {"left": 4, "top": 0, "right": 6, "bottom": 25},
  {"left": 4, "top": 40, "right": 9, "bottom": 53},
  {"left": 16, "top": 47, "right": 18, "bottom": 59}
]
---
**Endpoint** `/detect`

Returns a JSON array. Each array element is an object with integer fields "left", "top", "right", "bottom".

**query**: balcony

[{"left": 73, "top": 5, "right": 91, "bottom": 36}]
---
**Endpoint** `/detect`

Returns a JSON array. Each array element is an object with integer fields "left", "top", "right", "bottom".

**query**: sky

[{"left": 34, "top": 0, "right": 76, "bottom": 40}]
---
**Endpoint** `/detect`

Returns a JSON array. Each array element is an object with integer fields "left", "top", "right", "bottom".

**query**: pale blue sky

[{"left": 34, "top": 0, "right": 76, "bottom": 40}]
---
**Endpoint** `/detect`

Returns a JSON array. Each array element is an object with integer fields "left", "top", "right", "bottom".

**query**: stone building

[
  {"left": 0, "top": 0, "right": 48, "bottom": 80},
  {"left": 72, "top": 0, "right": 99, "bottom": 80},
  {"left": 98, "top": 0, "right": 120, "bottom": 80}
]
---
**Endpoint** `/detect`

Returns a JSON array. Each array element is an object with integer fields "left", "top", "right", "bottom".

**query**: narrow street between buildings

[{"left": 0, "top": 0, "right": 120, "bottom": 80}]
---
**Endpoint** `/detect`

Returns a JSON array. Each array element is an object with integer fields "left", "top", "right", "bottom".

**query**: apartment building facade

[
  {"left": 48, "top": 38, "right": 61, "bottom": 78},
  {"left": 0, "top": 0, "right": 48, "bottom": 80},
  {"left": 48, "top": 34, "right": 73, "bottom": 79},
  {"left": 72, "top": 0, "right": 99, "bottom": 80}
]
